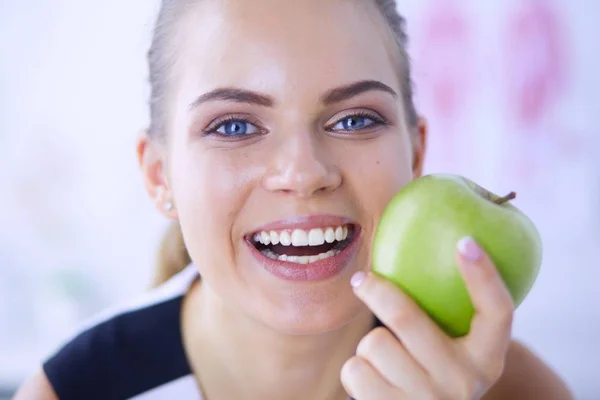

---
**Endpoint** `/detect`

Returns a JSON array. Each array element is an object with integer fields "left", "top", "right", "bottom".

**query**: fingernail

[
  {"left": 457, "top": 236, "right": 483, "bottom": 261},
  {"left": 351, "top": 271, "right": 366, "bottom": 289}
]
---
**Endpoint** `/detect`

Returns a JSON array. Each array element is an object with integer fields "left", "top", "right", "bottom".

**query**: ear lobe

[
  {"left": 411, "top": 116, "right": 428, "bottom": 178},
  {"left": 136, "top": 130, "right": 177, "bottom": 218}
]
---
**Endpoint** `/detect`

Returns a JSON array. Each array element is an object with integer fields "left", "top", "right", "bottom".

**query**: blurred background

[{"left": 0, "top": 0, "right": 598, "bottom": 398}]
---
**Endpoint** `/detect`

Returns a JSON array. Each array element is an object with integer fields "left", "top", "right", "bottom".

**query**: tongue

[{"left": 269, "top": 242, "right": 336, "bottom": 256}]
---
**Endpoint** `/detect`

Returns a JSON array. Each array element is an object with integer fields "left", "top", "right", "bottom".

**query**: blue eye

[
  {"left": 331, "top": 115, "right": 378, "bottom": 131},
  {"left": 215, "top": 120, "right": 259, "bottom": 136}
]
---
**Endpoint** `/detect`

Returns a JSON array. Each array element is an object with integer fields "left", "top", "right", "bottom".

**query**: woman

[{"left": 16, "top": 0, "right": 573, "bottom": 399}]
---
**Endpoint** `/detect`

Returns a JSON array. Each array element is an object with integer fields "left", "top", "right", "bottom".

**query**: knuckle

[
  {"left": 483, "top": 358, "right": 507, "bottom": 385},
  {"left": 493, "top": 303, "right": 515, "bottom": 327},
  {"left": 389, "top": 305, "right": 419, "bottom": 329},
  {"left": 479, "top": 261, "right": 501, "bottom": 285},
  {"left": 340, "top": 356, "right": 366, "bottom": 382},
  {"left": 356, "top": 327, "right": 391, "bottom": 357},
  {"left": 452, "top": 376, "right": 479, "bottom": 400},
  {"left": 500, "top": 294, "right": 516, "bottom": 312}
]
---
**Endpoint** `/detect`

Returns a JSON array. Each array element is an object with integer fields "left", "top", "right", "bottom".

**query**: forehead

[{"left": 175, "top": 0, "right": 402, "bottom": 103}]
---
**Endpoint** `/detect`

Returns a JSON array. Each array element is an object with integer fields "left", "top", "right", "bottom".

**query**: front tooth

[
  {"left": 324, "top": 227, "right": 335, "bottom": 243},
  {"left": 308, "top": 228, "right": 325, "bottom": 246},
  {"left": 342, "top": 225, "right": 348, "bottom": 240},
  {"left": 279, "top": 231, "right": 292, "bottom": 246},
  {"left": 278, "top": 254, "right": 288, "bottom": 261},
  {"left": 261, "top": 231, "right": 271, "bottom": 245},
  {"left": 297, "top": 256, "right": 309, "bottom": 265},
  {"left": 335, "top": 226, "right": 344, "bottom": 241},
  {"left": 291, "top": 229, "right": 309, "bottom": 246},
  {"left": 270, "top": 231, "right": 280, "bottom": 245},
  {"left": 308, "top": 255, "right": 320, "bottom": 263},
  {"left": 287, "top": 255, "right": 298, "bottom": 262}
]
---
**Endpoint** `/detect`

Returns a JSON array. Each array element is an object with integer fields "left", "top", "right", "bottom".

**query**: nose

[{"left": 262, "top": 133, "right": 342, "bottom": 198}]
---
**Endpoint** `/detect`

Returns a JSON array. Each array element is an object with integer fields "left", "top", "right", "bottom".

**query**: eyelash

[
  {"left": 201, "top": 111, "right": 388, "bottom": 139},
  {"left": 202, "top": 115, "right": 266, "bottom": 138},
  {"left": 325, "top": 111, "right": 388, "bottom": 133}
]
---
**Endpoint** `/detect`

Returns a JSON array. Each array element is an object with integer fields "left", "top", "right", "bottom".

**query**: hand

[{"left": 341, "top": 236, "right": 515, "bottom": 400}]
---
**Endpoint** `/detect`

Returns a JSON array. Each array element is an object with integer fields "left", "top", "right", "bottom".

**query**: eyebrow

[
  {"left": 188, "top": 88, "right": 275, "bottom": 109},
  {"left": 321, "top": 80, "right": 397, "bottom": 105},
  {"left": 188, "top": 79, "right": 397, "bottom": 110}
]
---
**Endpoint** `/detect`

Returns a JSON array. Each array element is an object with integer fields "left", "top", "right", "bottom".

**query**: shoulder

[
  {"left": 24, "top": 266, "right": 198, "bottom": 400},
  {"left": 484, "top": 340, "right": 574, "bottom": 400},
  {"left": 13, "top": 369, "right": 58, "bottom": 400}
]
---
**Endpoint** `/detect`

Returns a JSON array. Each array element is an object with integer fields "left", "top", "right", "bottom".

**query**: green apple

[{"left": 371, "top": 174, "right": 542, "bottom": 337}]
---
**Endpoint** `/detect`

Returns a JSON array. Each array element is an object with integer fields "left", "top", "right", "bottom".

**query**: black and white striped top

[
  {"left": 43, "top": 265, "right": 204, "bottom": 400},
  {"left": 43, "top": 265, "right": 380, "bottom": 399}
]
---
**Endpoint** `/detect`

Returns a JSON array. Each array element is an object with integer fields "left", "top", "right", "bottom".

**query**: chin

[{"left": 239, "top": 256, "right": 370, "bottom": 336}]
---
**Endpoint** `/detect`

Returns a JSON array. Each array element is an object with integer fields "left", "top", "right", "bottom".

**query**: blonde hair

[
  {"left": 147, "top": 0, "right": 418, "bottom": 285},
  {"left": 151, "top": 221, "right": 191, "bottom": 287}
]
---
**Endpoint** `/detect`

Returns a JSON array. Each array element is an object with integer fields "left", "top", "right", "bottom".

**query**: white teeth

[
  {"left": 291, "top": 229, "right": 309, "bottom": 246},
  {"left": 253, "top": 225, "right": 352, "bottom": 247},
  {"left": 308, "top": 228, "right": 325, "bottom": 246},
  {"left": 270, "top": 231, "right": 280, "bottom": 245},
  {"left": 261, "top": 231, "right": 271, "bottom": 245},
  {"left": 324, "top": 227, "right": 335, "bottom": 243},
  {"left": 279, "top": 230, "right": 292, "bottom": 246},
  {"left": 308, "top": 255, "right": 320, "bottom": 263},
  {"left": 297, "top": 256, "right": 309, "bottom": 265},
  {"left": 268, "top": 249, "right": 339, "bottom": 264},
  {"left": 335, "top": 226, "right": 344, "bottom": 241},
  {"left": 260, "top": 249, "right": 278, "bottom": 260}
]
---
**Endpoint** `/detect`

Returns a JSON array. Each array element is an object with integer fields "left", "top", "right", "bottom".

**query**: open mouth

[{"left": 249, "top": 224, "right": 358, "bottom": 264}]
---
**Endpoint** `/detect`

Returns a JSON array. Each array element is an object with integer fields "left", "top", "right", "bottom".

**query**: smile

[
  {"left": 251, "top": 225, "right": 355, "bottom": 264},
  {"left": 245, "top": 216, "right": 362, "bottom": 282}
]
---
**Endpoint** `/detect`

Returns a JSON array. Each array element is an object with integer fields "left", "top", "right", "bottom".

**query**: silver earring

[{"left": 164, "top": 201, "right": 174, "bottom": 212}]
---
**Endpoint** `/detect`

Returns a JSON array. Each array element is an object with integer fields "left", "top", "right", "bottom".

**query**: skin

[{"left": 14, "top": 0, "right": 573, "bottom": 399}]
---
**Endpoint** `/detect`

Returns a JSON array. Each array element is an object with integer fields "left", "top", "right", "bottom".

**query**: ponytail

[{"left": 151, "top": 221, "right": 191, "bottom": 288}]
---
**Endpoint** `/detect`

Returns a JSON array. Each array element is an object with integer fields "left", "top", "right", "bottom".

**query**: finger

[
  {"left": 356, "top": 327, "right": 432, "bottom": 394},
  {"left": 351, "top": 272, "right": 463, "bottom": 383},
  {"left": 341, "top": 356, "right": 403, "bottom": 400},
  {"left": 456, "top": 237, "right": 514, "bottom": 371}
]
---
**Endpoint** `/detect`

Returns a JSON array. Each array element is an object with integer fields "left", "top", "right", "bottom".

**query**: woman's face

[{"left": 149, "top": 0, "right": 426, "bottom": 334}]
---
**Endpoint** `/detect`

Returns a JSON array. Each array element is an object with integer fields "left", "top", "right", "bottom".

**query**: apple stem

[{"left": 494, "top": 192, "right": 517, "bottom": 205}]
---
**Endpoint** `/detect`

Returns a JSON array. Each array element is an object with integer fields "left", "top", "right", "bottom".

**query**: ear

[
  {"left": 411, "top": 116, "right": 428, "bottom": 179},
  {"left": 136, "top": 130, "right": 178, "bottom": 219}
]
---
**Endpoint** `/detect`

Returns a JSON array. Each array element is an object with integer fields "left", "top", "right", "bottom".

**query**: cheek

[
  {"left": 343, "top": 136, "right": 413, "bottom": 220},
  {"left": 168, "top": 146, "right": 254, "bottom": 269}
]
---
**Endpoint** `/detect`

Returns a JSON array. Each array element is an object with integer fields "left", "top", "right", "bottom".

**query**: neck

[{"left": 183, "top": 280, "right": 374, "bottom": 400}]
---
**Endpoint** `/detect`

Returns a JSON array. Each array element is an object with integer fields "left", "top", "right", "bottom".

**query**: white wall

[{"left": 1, "top": 0, "right": 598, "bottom": 398}]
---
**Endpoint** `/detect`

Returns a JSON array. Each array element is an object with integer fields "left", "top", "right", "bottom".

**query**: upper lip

[{"left": 246, "top": 214, "right": 359, "bottom": 236}]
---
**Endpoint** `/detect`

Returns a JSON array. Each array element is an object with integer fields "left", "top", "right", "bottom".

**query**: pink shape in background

[
  {"left": 503, "top": 1, "right": 571, "bottom": 185},
  {"left": 417, "top": 1, "right": 472, "bottom": 123},
  {"left": 414, "top": 1, "right": 473, "bottom": 171},
  {"left": 506, "top": 0, "right": 567, "bottom": 129}
]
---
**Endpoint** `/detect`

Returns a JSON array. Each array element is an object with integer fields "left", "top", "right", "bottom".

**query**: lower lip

[{"left": 246, "top": 233, "right": 361, "bottom": 282}]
